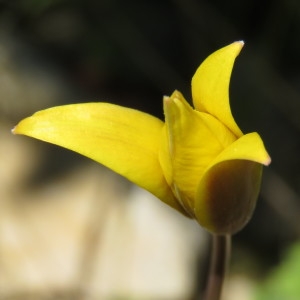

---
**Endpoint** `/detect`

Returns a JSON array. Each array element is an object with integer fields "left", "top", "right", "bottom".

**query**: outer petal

[
  {"left": 196, "top": 160, "right": 263, "bottom": 234},
  {"left": 192, "top": 41, "right": 244, "bottom": 137},
  {"left": 195, "top": 132, "right": 271, "bottom": 234},
  {"left": 13, "top": 103, "right": 185, "bottom": 214},
  {"left": 159, "top": 90, "right": 236, "bottom": 215},
  {"left": 206, "top": 132, "right": 271, "bottom": 168}
]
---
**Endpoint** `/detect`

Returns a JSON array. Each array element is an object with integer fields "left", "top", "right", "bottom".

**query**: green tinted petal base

[{"left": 195, "top": 160, "right": 263, "bottom": 234}]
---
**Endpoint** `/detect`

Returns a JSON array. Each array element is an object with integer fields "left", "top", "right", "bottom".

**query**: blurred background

[{"left": 1, "top": 0, "right": 300, "bottom": 299}]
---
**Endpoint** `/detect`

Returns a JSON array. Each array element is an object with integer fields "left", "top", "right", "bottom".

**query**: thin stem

[{"left": 203, "top": 234, "right": 231, "bottom": 300}]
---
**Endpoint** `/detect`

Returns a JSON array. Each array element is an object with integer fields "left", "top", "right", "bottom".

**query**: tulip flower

[{"left": 13, "top": 41, "right": 270, "bottom": 235}]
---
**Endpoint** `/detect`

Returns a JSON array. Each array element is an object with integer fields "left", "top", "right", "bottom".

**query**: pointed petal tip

[
  {"left": 232, "top": 40, "right": 245, "bottom": 55},
  {"left": 264, "top": 155, "right": 272, "bottom": 166},
  {"left": 11, "top": 124, "right": 22, "bottom": 135},
  {"left": 163, "top": 95, "right": 171, "bottom": 103},
  {"left": 11, "top": 118, "right": 31, "bottom": 135},
  {"left": 191, "top": 41, "right": 246, "bottom": 137}
]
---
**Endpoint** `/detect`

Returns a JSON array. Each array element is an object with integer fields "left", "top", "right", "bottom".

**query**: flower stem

[{"left": 203, "top": 234, "right": 231, "bottom": 300}]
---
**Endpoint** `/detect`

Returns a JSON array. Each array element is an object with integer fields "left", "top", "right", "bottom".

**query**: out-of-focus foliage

[{"left": 255, "top": 242, "right": 300, "bottom": 300}]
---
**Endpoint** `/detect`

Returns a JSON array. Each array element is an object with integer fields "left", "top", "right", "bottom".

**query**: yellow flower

[{"left": 13, "top": 41, "right": 270, "bottom": 234}]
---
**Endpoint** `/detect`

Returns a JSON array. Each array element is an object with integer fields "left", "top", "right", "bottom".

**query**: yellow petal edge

[
  {"left": 12, "top": 103, "right": 186, "bottom": 215},
  {"left": 192, "top": 41, "right": 244, "bottom": 137},
  {"left": 195, "top": 132, "right": 271, "bottom": 234}
]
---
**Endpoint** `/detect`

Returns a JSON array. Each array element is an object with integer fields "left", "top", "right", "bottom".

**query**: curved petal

[
  {"left": 159, "top": 90, "right": 236, "bottom": 215},
  {"left": 13, "top": 103, "right": 185, "bottom": 214},
  {"left": 194, "top": 132, "right": 270, "bottom": 234},
  {"left": 195, "top": 160, "right": 263, "bottom": 234},
  {"left": 206, "top": 132, "right": 271, "bottom": 169},
  {"left": 192, "top": 41, "right": 244, "bottom": 137}
]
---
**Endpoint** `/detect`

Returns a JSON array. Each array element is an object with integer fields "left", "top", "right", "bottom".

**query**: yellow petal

[
  {"left": 194, "top": 132, "right": 271, "bottom": 234},
  {"left": 206, "top": 132, "right": 271, "bottom": 169},
  {"left": 13, "top": 103, "right": 186, "bottom": 214},
  {"left": 192, "top": 41, "right": 244, "bottom": 137},
  {"left": 159, "top": 90, "right": 236, "bottom": 215}
]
